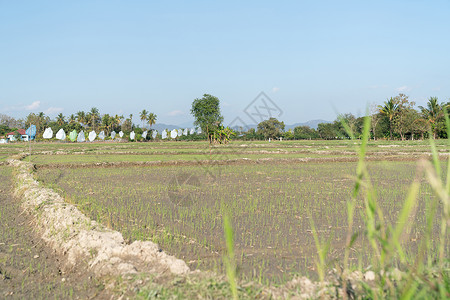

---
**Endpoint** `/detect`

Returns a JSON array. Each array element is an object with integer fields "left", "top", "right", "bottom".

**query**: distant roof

[{"left": 6, "top": 129, "right": 26, "bottom": 135}]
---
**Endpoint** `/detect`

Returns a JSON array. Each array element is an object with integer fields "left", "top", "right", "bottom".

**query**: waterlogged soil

[
  {"left": 36, "top": 160, "right": 446, "bottom": 284},
  {"left": 0, "top": 166, "right": 109, "bottom": 299}
]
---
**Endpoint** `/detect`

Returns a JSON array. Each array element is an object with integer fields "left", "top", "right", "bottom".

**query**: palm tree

[
  {"left": 147, "top": 113, "right": 157, "bottom": 129},
  {"left": 101, "top": 114, "right": 113, "bottom": 134},
  {"left": 76, "top": 111, "right": 86, "bottom": 127},
  {"left": 37, "top": 112, "right": 47, "bottom": 135},
  {"left": 378, "top": 98, "right": 399, "bottom": 139},
  {"left": 112, "top": 114, "right": 123, "bottom": 132},
  {"left": 140, "top": 109, "right": 148, "bottom": 129},
  {"left": 87, "top": 107, "right": 100, "bottom": 131},
  {"left": 56, "top": 113, "right": 65, "bottom": 126},
  {"left": 419, "top": 97, "right": 444, "bottom": 139},
  {"left": 68, "top": 114, "right": 76, "bottom": 125}
]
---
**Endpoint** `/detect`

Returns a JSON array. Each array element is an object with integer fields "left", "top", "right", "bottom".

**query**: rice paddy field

[{"left": 2, "top": 139, "right": 449, "bottom": 296}]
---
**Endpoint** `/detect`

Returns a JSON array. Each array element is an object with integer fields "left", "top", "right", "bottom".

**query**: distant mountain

[{"left": 285, "top": 119, "right": 331, "bottom": 130}]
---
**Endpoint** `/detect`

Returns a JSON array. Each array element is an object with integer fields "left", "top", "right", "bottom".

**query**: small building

[{"left": 6, "top": 129, "right": 29, "bottom": 142}]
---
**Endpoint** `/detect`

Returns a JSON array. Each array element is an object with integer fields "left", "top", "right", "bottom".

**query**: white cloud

[
  {"left": 45, "top": 107, "right": 64, "bottom": 115},
  {"left": 272, "top": 87, "right": 280, "bottom": 93},
  {"left": 25, "top": 101, "right": 41, "bottom": 110},
  {"left": 395, "top": 86, "right": 411, "bottom": 92},
  {"left": 167, "top": 110, "right": 184, "bottom": 117}
]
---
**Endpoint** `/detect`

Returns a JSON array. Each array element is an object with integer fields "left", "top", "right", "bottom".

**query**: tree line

[
  {"left": 0, "top": 108, "right": 157, "bottom": 138},
  {"left": 1, "top": 93, "right": 449, "bottom": 141},
  {"left": 191, "top": 93, "right": 450, "bottom": 142}
]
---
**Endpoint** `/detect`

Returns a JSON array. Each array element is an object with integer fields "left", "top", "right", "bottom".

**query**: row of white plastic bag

[{"left": 41, "top": 127, "right": 202, "bottom": 142}]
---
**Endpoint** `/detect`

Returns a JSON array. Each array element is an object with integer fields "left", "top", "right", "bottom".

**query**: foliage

[
  {"left": 378, "top": 97, "right": 400, "bottom": 139},
  {"left": 293, "top": 126, "right": 319, "bottom": 139},
  {"left": 419, "top": 97, "right": 447, "bottom": 138},
  {"left": 317, "top": 122, "right": 337, "bottom": 139},
  {"left": 211, "top": 125, "right": 235, "bottom": 144},
  {"left": 147, "top": 113, "right": 157, "bottom": 129},
  {"left": 392, "top": 94, "right": 416, "bottom": 140},
  {"left": 0, "top": 124, "right": 10, "bottom": 136},
  {"left": 121, "top": 118, "right": 133, "bottom": 134},
  {"left": 283, "top": 129, "right": 294, "bottom": 140},
  {"left": 191, "top": 94, "right": 224, "bottom": 142},
  {"left": 25, "top": 112, "right": 49, "bottom": 137},
  {"left": 256, "top": 118, "right": 285, "bottom": 139},
  {"left": 140, "top": 109, "right": 148, "bottom": 128}
]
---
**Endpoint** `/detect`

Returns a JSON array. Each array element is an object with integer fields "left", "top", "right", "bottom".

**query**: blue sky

[{"left": 1, "top": 0, "right": 449, "bottom": 126}]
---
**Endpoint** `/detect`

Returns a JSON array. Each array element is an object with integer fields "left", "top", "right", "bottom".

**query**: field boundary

[{"left": 8, "top": 153, "right": 190, "bottom": 279}]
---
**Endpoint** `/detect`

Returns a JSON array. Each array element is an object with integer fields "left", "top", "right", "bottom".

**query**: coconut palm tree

[
  {"left": 76, "top": 111, "right": 87, "bottom": 127},
  {"left": 113, "top": 114, "right": 123, "bottom": 132},
  {"left": 147, "top": 113, "right": 157, "bottom": 129},
  {"left": 419, "top": 97, "right": 444, "bottom": 139},
  {"left": 140, "top": 109, "right": 148, "bottom": 129},
  {"left": 87, "top": 107, "right": 100, "bottom": 131},
  {"left": 56, "top": 113, "right": 65, "bottom": 126},
  {"left": 68, "top": 114, "right": 76, "bottom": 125},
  {"left": 101, "top": 114, "right": 113, "bottom": 134},
  {"left": 37, "top": 112, "right": 48, "bottom": 135},
  {"left": 378, "top": 98, "right": 399, "bottom": 139}
]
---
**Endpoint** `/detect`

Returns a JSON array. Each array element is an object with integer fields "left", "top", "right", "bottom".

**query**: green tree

[
  {"left": 257, "top": 117, "right": 285, "bottom": 139},
  {"left": 101, "top": 114, "right": 114, "bottom": 134},
  {"left": 317, "top": 123, "right": 337, "bottom": 140},
  {"left": 68, "top": 114, "right": 76, "bottom": 125},
  {"left": 378, "top": 97, "right": 400, "bottom": 139},
  {"left": 121, "top": 118, "right": 132, "bottom": 133},
  {"left": 147, "top": 113, "right": 157, "bottom": 129},
  {"left": 336, "top": 113, "right": 359, "bottom": 138},
  {"left": 191, "top": 94, "right": 224, "bottom": 142},
  {"left": 56, "top": 113, "right": 65, "bottom": 126},
  {"left": 76, "top": 111, "right": 87, "bottom": 127},
  {"left": 140, "top": 109, "right": 148, "bottom": 128},
  {"left": 419, "top": 97, "right": 445, "bottom": 139},
  {"left": 25, "top": 112, "right": 48, "bottom": 136},
  {"left": 283, "top": 129, "right": 294, "bottom": 140},
  {"left": 392, "top": 94, "right": 415, "bottom": 140},
  {"left": 293, "top": 126, "right": 319, "bottom": 139},
  {"left": 370, "top": 104, "right": 384, "bottom": 140},
  {"left": 87, "top": 107, "right": 100, "bottom": 131}
]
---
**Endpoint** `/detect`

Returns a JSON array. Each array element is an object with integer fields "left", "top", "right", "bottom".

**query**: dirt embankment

[{"left": 8, "top": 154, "right": 189, "bottom": 279}]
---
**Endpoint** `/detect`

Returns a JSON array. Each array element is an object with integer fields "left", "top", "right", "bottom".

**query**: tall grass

[{"left": 338, "top": 113, "right": 449, "bottom": 299}]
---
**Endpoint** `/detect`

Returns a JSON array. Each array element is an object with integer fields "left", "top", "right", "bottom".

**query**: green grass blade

[{"left": 389, "top": 181, "right": 420, "bottom": 263}]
